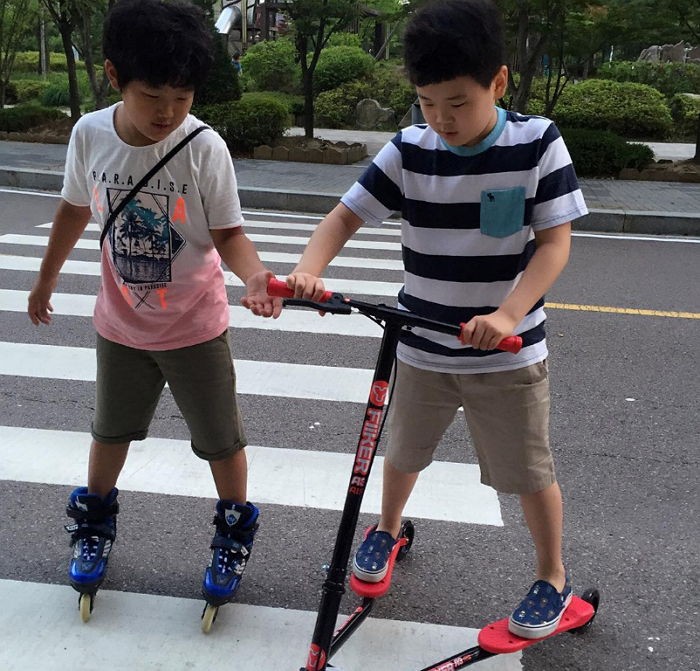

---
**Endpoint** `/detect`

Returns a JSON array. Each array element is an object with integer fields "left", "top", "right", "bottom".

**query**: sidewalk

[{"left": 0, "top": 130, "right": 698, "bottom": 236}]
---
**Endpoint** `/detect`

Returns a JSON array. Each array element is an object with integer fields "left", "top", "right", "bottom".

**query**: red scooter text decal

[
  {"left": 349, "top": 381, "right": 388, "bottom": 494},
  {"left": 305, "top": 643, "right": 326, "bottom": 671}
]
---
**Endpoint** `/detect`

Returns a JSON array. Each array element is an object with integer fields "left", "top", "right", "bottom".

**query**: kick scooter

[{"left": 266, "top": 278, "right": 599, "bottom": 670}]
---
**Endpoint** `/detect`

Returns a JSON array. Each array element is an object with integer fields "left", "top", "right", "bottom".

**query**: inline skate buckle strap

[
  {"left": 65, "top": 520, "right": 117, "bottom": 543},
  {"left": 66, "top": 501, "right": 119, "bottom": 521},
  {"left": 211, "top": 536, "right": 248, "bottom": 552}
]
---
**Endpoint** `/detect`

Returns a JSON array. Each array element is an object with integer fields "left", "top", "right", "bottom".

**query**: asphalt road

[{"left": 0, "top": 187, "right": 698, "bottom": 671}]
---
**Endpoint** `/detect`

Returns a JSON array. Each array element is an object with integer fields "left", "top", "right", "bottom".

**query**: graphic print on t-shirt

[{"left": 106, "top": 188, "right": 186, "bottom": 309}]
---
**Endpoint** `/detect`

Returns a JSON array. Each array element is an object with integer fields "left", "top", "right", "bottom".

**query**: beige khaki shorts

[
  {"left": 92, "top": 331, "right": 247, "bottom": 461},
  {"left": 386, "top": 359, "right": 554, "bottom": 494}
]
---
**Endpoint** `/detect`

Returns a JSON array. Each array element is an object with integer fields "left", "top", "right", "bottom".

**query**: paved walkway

[{"left": 0, "top": 131, "right": 698, "bottom": 236}]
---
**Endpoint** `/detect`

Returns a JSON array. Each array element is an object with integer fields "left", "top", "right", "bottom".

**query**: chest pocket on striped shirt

[{"left": 479, "top": 187, "right": 526, "bottom": 238}]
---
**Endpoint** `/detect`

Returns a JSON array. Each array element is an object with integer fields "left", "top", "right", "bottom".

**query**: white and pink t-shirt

[{"left": 62, "top": 103, "right": 243, "bottom": 350}]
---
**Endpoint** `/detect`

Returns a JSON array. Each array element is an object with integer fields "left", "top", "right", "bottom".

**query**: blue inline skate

[
  {"left": 201, "top": 499, "right": 259, "bottom": 633},
  {"left": 65, "top": 486, "right": 119, "bottom": 622}
]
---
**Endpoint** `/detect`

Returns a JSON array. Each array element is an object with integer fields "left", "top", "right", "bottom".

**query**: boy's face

[
  {"left": 416, "top": 66, "right": 508, "bottom": 148},
  {"left": 105, "top": 60, "right": 195, "bottom": 146}
]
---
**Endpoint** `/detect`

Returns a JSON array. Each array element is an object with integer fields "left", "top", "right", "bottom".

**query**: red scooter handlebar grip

[
  {"left": 459, "top": 324, "right": 523, "bottom": 354},
  {"left": 267, "top": 277, "right": 334, "bottom": 303},
  {"left": 498, "top": 335, "right": 523, "bottom": 354}
]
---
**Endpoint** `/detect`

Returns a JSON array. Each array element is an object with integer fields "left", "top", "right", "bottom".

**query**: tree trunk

[
  {"left": 58, "top": 21, "right": 81, "bottom": 120},
  {"left": 79, "top": 11, "right": 108, "bottom": 110},
  {"left": 296, "top": 34, "right": 314, "bottom": 139},
  {"left": 303, "top": 69, "right": 314, "bottom": 138},
  {"left": 694, "top": 113, "right": 700, "bottom": 164}
]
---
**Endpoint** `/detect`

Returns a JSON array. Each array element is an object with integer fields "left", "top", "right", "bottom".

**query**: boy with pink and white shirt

[{"left": 27, "top": 0, "right": 280, "bottom": 615}]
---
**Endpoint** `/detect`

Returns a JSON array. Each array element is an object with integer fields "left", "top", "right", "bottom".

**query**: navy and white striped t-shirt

[{"left": 340, "top": 108, "right": 588, "bottom": 374}]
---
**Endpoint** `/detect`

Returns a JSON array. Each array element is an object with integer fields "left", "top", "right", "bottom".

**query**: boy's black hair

[
  {"left": 103, "top": 0, "right": 214, "bottom": 90},
  {"left": 403, "top": 0, "right": 505, "bottom": 88}
]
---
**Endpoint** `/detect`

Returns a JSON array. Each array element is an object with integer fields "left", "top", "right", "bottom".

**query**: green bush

[
  {"left": 669, "top": 93, "right": 700, "bottom": 139},
  {"left": 314, "top": 62, "right": 415, "bottom": 129},
  {"left": 523, "top": 77, "right": 560, "bottom": 116},
  {"left": 13, "top": 51, "right": 86, "bottom": 73},
  {"left": 0, "top": 104, "right": 68, "bottom": 132},
  {"left": 222, "top": 90, "right": 300, "bottom": 125},
  {"left": 597, "top": 61, "right": 700, "bottom": 98},
  {"left": 314, "top": 46, "right": 375, "bottom": 94},
  {"left": 369, "top": 62, "right": 416, "bottom": 120},
  {"left": 240, "top": 38, "right": 298, "bottom": 93},
  {"left": 560, "top": 127, "right": 655, "bottom": 177},
  {"left": 196, "top": 93, "right": 290, "bottom": 151},
  {"left": 38, "top": 72, "right": 92, "bottom": 107},
  {"left": 552, "top": 79, "right": 672, "bottom": 140},
  {"left": 315, "top": 80, "right": 374, "bottom": 128},
  {"left": 11, "top": 78, "right": 52, "bottom": 103},
  {"left": 327, "top": 32, "right": 362, "bottom": 48}
]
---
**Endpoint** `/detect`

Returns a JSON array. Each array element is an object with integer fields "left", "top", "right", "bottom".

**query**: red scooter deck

[
  {"left": 477, "top": 596, "right": 595, "bottom": 654},
  {"left": 349, "top": 535, "right": 409, "bottom": 599}
]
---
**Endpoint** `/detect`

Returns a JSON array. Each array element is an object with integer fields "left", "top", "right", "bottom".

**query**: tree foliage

[
  {"left": 284, "top": 0, "right": 360, "bottom": 137},
  {"left": 40, "top": 0, "right": 91, "bottom": 119},
  {"left": 0, "top": 0, "right": 38, "bottom": 107}
]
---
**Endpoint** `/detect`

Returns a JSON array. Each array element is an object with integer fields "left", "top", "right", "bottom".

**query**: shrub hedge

[
  {"left": 0, "top": 104, "right": 68, "bottom": 132},
  {"left": 597, "top": 61, "right": 700, "bottom": 98},
  {"left": 561, "top": 127, "right": 655, "bottom": 177},
  {"left": 195, "top": 93, "right": 289, "bottom": 152},
  {"left": 551, "top": 79, "right": 672, "bottom": 140},
  {"left": 669, "top": 93, "right": 700, "bottom": 139},
  {"left": 240, "top": 38, "right": 298, "bottom": 93},
  {"left": 314, "top": 62, "right": 415, "bottom": 129},
  {"left": 10, "top": 78, "right": 52, "bottom": 103},
  {"left": 313, "top": 46, "right": 375, "bottom": 94},
  {"left": 315, "top": 81, "right": 374, "bottom": 128},
  {"left": 13, "top": 51, "right": 86, "bottom": 73}
]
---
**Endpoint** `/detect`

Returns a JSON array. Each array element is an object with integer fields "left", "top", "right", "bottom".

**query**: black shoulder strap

[{"left": 99, "top": 125, "right": 210, "bottom": 249}]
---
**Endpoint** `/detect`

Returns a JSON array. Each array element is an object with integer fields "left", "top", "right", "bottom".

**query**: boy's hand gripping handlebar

[{"left": 267, "top": 278, "right": 523, "bottom": 354}]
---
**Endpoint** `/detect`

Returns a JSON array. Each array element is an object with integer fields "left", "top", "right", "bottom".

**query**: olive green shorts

[
  {"left": 92, "top": 331, "right": 247, "bottom": 461},
  {"left": 386, "top": 359, "right": 554, "bottom": 494}
]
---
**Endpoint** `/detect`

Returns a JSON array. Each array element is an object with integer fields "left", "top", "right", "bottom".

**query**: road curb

[{"left": 1, "top": 166, "right": 698, "bottom": 236}]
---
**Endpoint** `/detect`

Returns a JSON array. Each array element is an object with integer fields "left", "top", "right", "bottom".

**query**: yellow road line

[{"left": 545, "top": 302, "right": 700, "bottom": 320}]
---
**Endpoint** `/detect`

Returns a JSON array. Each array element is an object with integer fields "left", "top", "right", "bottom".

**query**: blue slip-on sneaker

[
  {"left": 508, "top": 574, "right": 573, "bottom": 639},
  {"left": 352, "top": 527, "right": 396, "bottom": 583}
]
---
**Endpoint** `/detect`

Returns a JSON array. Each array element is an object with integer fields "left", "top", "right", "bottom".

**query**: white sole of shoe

[
  {"left": 352, "top": 561, "right": 388, "bottom": 583},
  {"left": 507, "top": 592, "right": 573, "bottom": 640}
]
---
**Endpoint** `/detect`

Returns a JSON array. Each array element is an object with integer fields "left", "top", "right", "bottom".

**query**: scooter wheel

[
  {"left": 570, "top": 588, "right": 600, "bottom": 635},
  {"left": 78, "top": 592, "right": 93, "bottom": 623},
  {"left": 201, "top": 603, "right": 218, "bottom": 634},
  {"left": 397, "top": 520, "right": 415, "bottom": 561}
]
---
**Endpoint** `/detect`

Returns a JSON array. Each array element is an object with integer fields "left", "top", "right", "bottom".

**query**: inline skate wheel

[
  {"left": 201, "top": 603, "right": 218, "bottom": 633},
  {"left": 78, "top": 593, "right": 93, "bottom": 623}
]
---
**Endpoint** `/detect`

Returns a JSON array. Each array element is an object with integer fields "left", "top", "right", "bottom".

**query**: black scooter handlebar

[{"left": 266, "top": 277, "right": 523, "bottom": 354}]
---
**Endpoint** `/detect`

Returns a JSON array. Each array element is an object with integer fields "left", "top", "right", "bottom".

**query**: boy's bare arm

[
  {"left": 461, "top": 223, "right": 571, "bottom": 350},
  {"left": 28, "top": 200, "right": 92, "bottom": 325},
  {"left": 211, "top": 226, "right": 282, "bottom": 318},
  {"left": 288, "top": 203, "right": 364, "bottom": 300}
]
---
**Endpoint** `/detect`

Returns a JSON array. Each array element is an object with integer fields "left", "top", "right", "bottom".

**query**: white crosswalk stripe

[
  {"left": 0, "top": 203, "right": 520, "bottom": 671},
  {"left": 0, "top": 251, "right": 403, "bottom": 296},
  {"left": 0, "top": 340, "right": 375, "bottom": 402},
  {"left": 0, "top": 580, "right": 519, "bottom": 671},
  {"left": 1, "top": 232, "right": 406, "bottom": 269},
  {"left": 0, "top": 288, "right": 381, "bottom": 336},
  {"left": 0, "top": 426, "right": 502, "bottom": 525}
]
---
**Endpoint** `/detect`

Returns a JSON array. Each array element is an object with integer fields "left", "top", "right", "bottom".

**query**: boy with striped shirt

[{"left": 284, "top": 0, "right": 587, "bottom": 639}]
